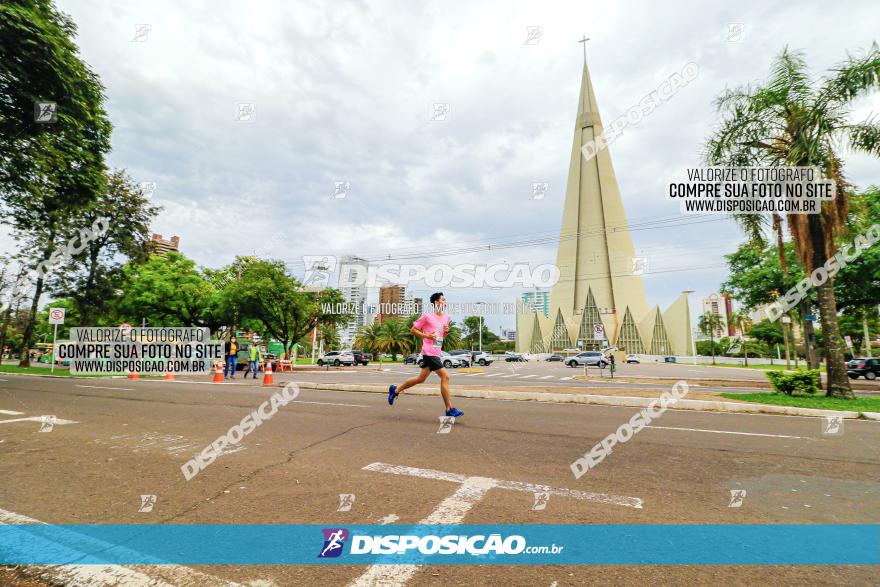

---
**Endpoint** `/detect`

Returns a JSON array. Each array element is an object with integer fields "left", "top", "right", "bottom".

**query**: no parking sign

[
  {"left": 593, "top": 324, "right": 605, "bottom": 341},
  {"left": 48, "top": 308, "right": 65, "bottom": 324}
]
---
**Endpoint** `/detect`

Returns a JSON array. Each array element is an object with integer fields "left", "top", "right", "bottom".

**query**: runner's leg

[
  {"left": 436, "top": 367, "right": 452, "bottom": 411},
  {"left": 395, "top": 367, "right": 429, "bottom": 394}
]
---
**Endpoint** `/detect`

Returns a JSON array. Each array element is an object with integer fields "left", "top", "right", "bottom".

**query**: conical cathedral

[{"left": 516, "top": 60, "right": 693, "bottom": 355}]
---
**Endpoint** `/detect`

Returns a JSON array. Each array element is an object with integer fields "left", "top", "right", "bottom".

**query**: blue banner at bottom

[{"left": 0, "top": 524, "right": 877, "bottom": 565}]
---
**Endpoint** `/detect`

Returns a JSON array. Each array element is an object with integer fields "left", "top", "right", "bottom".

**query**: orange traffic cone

[
  {"left": 212, "top": 361, "right": 224, "bottom": 383},
  {"left": 163, "top": 371, "right": 175, "bottom": 380},
  {"left": 128, "top": 371, "right": 139, "bottom": 380},
  {"left": 262, "top": 361, "right": 274, "bottom": 386}
]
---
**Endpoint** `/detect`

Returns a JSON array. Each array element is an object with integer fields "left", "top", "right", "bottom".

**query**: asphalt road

[{"left": 0, "top": 373, "right": 878, "bottom": 586}]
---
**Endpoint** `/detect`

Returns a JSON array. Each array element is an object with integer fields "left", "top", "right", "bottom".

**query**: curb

[{"left": 292, "top": 381, "right": 880, "bottom": 420}]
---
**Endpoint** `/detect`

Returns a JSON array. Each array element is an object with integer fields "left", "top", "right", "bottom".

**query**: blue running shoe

[
  {"left": 445, "top": 407, "right": 463, "bottom": 417},
  {"left": 388, "top": 384, "right": 398, "bottom": 405}
]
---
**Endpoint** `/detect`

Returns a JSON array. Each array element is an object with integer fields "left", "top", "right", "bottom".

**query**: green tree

[
  {"left": 221, "top": 259, "right": 349, "bottom": 358},
  {"left": 114, "top": 252, "right": 223, "bottom": 330},
  {"left": 461, "top": 315, "right": 499, "bottom": 349},
  {"left": 727, "top": 310, "right": 753, "bottom": 366},
  {"left": 706, "top": 44, "right": 880, "bottom": 398},
  {"left": 354, "top": 322, "right": 383, "bottom": 357},
  {"left": 53, "top": 169, "right": 159, "bottom": 326},
  {"left": 1, "top": 1, "right": 112, "bottom": 365}
]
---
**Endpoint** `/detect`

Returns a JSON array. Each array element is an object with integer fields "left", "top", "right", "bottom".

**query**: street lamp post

[{"left": 476, "top": 302, "right": 485, "bottom": 352}]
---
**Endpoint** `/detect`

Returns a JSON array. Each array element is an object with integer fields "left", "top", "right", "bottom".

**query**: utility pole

[{"left": 864, "top": 316, "right": 872, "bottom": 358}]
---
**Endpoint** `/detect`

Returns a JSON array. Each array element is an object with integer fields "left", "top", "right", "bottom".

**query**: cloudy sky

[{"left": 5, "top": 0, "right": 879, "bottom": 332}]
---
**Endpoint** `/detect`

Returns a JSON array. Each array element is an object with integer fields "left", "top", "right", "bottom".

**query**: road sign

[
  {"left": 48, "top": 308, "right": 65, "bottom": 324},
  {"left": 805, "top": 314, "right": 817, "bottom": 321},
  {"left": 593, "top": 324, "right": 605, "bottom": 341},
  {"left": 844, "top": 335, "right": 853, "bottom": 349}
]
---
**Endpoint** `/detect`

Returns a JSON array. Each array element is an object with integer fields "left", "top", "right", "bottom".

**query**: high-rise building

[
  {"left": 515, "top": 58, "right": 691, "bottom": 355},
  {"left": 521, "top": 289, "right": 550, "bottom": 318},
  {"left": 379, "top": 284, "right": 407, "bottom": 319},
  {"left": 701, "top": 293, "right": 741, "bottom": 339},
  {"left": 338, "top": 256, "right": 369, "bottom": 348},
  {"left": 149, "top": 233, "right": 180, "bottom": 255}
]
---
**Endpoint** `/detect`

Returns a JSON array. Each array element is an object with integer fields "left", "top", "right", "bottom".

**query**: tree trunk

[
  {"left": 801, "top": 212, "right": 852, "bottom": 397},
  {"left": 816, "top": 279, "right": 853, "bottom": 398},
  {"left": 0, "top": 306, "right": 12, "bottom": 366},
  {"left": 710, "top": 334, "right": 716, "bottom": 365},
  {"left": 79, "top": 247, "right": 100, "bottom": 326},
  {"left": 18, "top": 275, "right": 45, "bottom": 368}
]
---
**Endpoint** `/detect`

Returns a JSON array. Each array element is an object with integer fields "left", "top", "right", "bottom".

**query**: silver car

[{"left": 566, "top": 351, "right": 609, "bottom": 368}]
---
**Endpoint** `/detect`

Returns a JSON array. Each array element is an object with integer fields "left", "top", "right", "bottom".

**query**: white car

[
  {"left": 317, "top": 350, "right": 355, "bottom": 366},
  {"left": 417, "top": 352, "right": 467, "bottom": 369}
]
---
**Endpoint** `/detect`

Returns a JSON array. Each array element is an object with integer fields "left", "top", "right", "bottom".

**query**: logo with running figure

[{"left": 318, "top": 528, "right": 349, "bottom": 558}]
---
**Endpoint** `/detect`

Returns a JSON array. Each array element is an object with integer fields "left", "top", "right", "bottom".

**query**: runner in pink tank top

[{"left": 387, "top": 292, "right": 463, "bottom": 418}]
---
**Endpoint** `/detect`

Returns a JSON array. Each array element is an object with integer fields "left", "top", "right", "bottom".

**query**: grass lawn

[
  {"left": 709, "top": 363, "right": 812, "bottom": 371},
  {"left": 720, "top": 392, "right": 880, "bottom": 412},
  {"left": 0, "top": 364, "right": 162, "bottom": 378}
]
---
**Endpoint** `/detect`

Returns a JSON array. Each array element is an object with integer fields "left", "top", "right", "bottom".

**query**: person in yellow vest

[{"left": 243, "top": 344, "right": 262, "bottom": 379}]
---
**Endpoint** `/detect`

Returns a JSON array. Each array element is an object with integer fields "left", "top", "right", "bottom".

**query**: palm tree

[
  {"left": 705, "top": 44, "right": 880, "bottom": 398},
  {"left": 727, "top": 310, "right": 753, "bottom": 366},
  {"left": 354, "top": 322, "right": 382, "bottom": 357},
  {"left": 376, "top": 318, "right": 413, "bottom": 361},
  {"left": 698, "top": 313, "right": 724, "bottom": 365}
]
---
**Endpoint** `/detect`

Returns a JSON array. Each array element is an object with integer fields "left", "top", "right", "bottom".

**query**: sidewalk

[{"left": 290, "top": 381, "right": 880, "bottom": 421}]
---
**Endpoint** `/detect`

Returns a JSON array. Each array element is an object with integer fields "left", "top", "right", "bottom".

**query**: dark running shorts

[{"left": 422, "top": 355, "right": 444, "bottom": 371}]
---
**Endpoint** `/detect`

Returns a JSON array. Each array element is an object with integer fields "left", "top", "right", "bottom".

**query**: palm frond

[{"left": 818, "top": 42, "right": 880, "bottom": 106}]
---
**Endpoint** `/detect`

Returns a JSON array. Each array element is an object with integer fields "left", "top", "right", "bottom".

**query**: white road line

[
  {"left": 645, "top": 425, "right": 807, "bottom": 439},
  {"left": 483, "top": 373, "right": 504, "bottom": 377},
  {"left": 539, "top": 375, "right": 555, "bottom": 380},
  {"left": 560, "top": 376, "right": 573, "bottom": 381},
  {"left": 76, "top": 384, "right": 135, "bottom": 391},
  {"left": 289, "top": 399, "right": 368, "bottom": 408},
  {"left": 518, "top": 374, "right": 538, "bottom": 379},
  {"left": 0, "top": 410, "right": 24, "bottom": 415},
  {"left": 0, "top": 507, "right": 246, "bottom": 586},
  {"left": 0, "top": 416, "right": 78, "bottom": 426},
  {"left": 351, "top": 463, "right": 641, "bottom": 587}
]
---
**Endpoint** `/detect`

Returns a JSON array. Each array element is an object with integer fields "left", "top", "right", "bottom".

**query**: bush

[{"left": 765, "top": 370, "right": 820, "bottom": 395}]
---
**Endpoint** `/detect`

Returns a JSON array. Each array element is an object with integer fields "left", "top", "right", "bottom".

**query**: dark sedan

[
  {"left": 847, "top": 358, "right": 880, "bottom": 380},
  {"left": 545, "top": 354, "right": 563, "bottom": 362}
]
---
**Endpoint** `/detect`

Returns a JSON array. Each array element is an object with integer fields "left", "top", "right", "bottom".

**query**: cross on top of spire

[{"left": 578, "top": 36, "right": 590, "bottom": 64}]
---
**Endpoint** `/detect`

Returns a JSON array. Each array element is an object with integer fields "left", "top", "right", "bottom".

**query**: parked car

[
  {"left": 504, "top": 352, "right": 527, "bottom": 362},
  {"left": 417, "top": 352, "right": 467, "bottom": 369},
  {"left": 469, "top": 350, "right": 493, "bottom": 366},
  {"left": 626, "top": 354, "right": 640, "bottom": 364},
  {"left": 847, "top": 358, "right": 880, "bottom": 380},
  {"left": 447, "top": 350, "right": 472, "bottom": 367},
  {"left": 350, "top": 350, "right": 370, "bottom": 365},
  {"left": 317, "top": 350, "right": 355, "bottom": 367},
  {"left": 566, "top": 351, "right": 609, "bottom": 368},
  {"left": 545, "top": 354, "right": 563, "bottom": 362},
  {"left": 403, "top": 353, "right": 419, "bottom": 365}
]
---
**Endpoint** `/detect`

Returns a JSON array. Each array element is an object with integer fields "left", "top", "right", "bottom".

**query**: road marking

[
  {"left": 0, "top": 410, "right": 24, "bottom": 415},
  {"left": 0, "top": 416, "right": 78, "bottom": 426},
  {"left": 518, "top": 374, "right": 538, "bottom": 379},
  {"left": 484, "top": 373, "right": 504, "bottom": 377},
  {"left": 539, "top": 375, "right": 555, "bottom": 380},
  {"left": 289, "top": 399, "right": 368, "bottom": 408},
  {"left": 351, "top": 463, "right": 641, "bottom": 587},
  {"left": 0, "top": 507, "right": 248, "bottom": 586},
  {"left": 645, "top": 425, "right": 807, "bottom": 439},
  {"left": 560, "top": 376, "right": 573, "bottom": 381},
  {"left": 379, "top": 514, "right": 399, "bottom": 524},
  {"left": 76, "top": 384, "right": 135, "bottom": 391}
]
